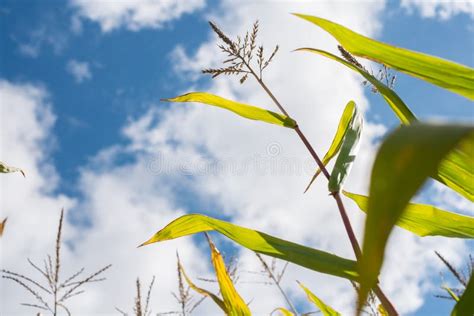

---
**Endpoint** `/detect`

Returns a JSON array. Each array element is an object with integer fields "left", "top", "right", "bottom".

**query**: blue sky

[{"left": 1, "top": 1, "right": 473, "bottom": 315}]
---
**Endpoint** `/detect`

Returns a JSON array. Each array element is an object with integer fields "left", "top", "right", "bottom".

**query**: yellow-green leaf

[
  {"left": 304, "top": 101, "right": 356, "bottom": 193},
  {"left": 163, "top": 92, "right": 297, "bottom": 128},
  {"left": 206, "top": 235, "right": 250, "bottom": 315},
  {"left": 357, "top": 123, "right": 474, "bottom": 312},
  {"left": 343, "top": 191, "right": 474, "bottom": 238},
  {"left": 0, "top": 161, "right": 25, "bottom": 177},
  {"left": 140, "top": 214, "right": 359, "bottom": 281},
  {"left": 298, "top": 282, "right": 340, "bottom": 316},
  {"left": 272, "top": 307, "right": 294, "bottom": 316},
  {"left": 328, "top": 103, "right": 363, "bottom": 193},
  {"left": 293, "top": 14, "right": 474, "bottom": 100},
  {"left": 0, "top": 218, "right": 7, "bottom": 237},
  {"left": 443, "top": 286, "right": 460, "bottom": 302},
  {"left": 177, "top": 255, "right": 226, "bottom": 311},
  {"left": 452, "top": 274, "right": 474, "bottom": 316},
  {"left": 435, "top": 136, "right": 474, "bottom": 202},
  {"left": 377, "top": 304, "right": 388, "bottom": 316},
  {"left": 296, "top": 48, "right": 474, "bottom": 202},
  {"left": 295, "top": 48, "right": 416, "bottom": 125}
]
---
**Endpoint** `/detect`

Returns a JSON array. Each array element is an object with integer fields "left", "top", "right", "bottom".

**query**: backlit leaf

[
  {"left": 0, "top": 161, "right": 25, "bottom": 177},
  {"left": 304, "top": 101, "right": 355, "bottom": 193},
  {"left": 206, "top": 235, "right": 250, "bottom": 315},
  {"left": 298, "top": 282, "right": 340, "bottom": 316},
  {"left": 140, "top": 214, "right": 359, "bottom": 281},
  {"left": 377, "top": 304, "right": 388, "bottom": 316},
  {"left": 272, "top": 307, "right": 294, "bottom": 316},
  {"left": 177, "top": 255, "right": 226, "bottom": 311},
  {"left": 357, "top": 123, "right": 474, "bottom": 312},
  {"left": 443, "top": 286, "right": 460, "bottom": 302},
  {"left": 328, "top": 103, "right": 363, "bottom": 193},
  {"left": 343, "top": 191, "right": 474, "bottom": 238},
  {"left": 452, "top": 274, "right": 474, "bottom": 316},
  {"left": 295, "top": 48, "right": 416, "bottom": 125},
  {"left": 293, "top": 14, "right": 474, "bottom": 100},
  {"left": 435, "top": 136, "right": 474, "bottom": 202},
  {"left": 163, "top": 92, "right": 297, "bottom": 128},
  {"left": 296, "top": 48, "right": 473, "bottom": 202}
]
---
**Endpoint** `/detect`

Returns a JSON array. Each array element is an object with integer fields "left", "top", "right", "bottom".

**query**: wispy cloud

[
  {"left": 401, "top": 0, "right": 474, "bottom": 20},
  {"left": 66, "top": 59, "right": 92, "bottom": 83},
  {"left": 17, "top": 25, "right": 67, "bottom": 58},
  {"left": 70, "top": 0, "right": 205, "bottom": 32}
]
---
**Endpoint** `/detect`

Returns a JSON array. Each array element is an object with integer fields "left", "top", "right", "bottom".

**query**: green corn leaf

[
  {"left": 443, "top": 286, "right": 460, "bottom": 302},
  {"left": 298, "top": 282, "right": 340, "bottom": 316},
  {"left": 343, "top": 191, "right": 474, "bottom": 238},
  {"left": 296, "top": 48, "right": 473, "bottom": 202},
  {"left": 272, "top": 307, "right": 294, "bottom": 316},
  {"left": 304, "top": 101, "right": 356, "bottom": 193},
  {"left": 435, "top": 136, "right": 474, "bottom": 202},
  {"left": 140, "top": 214, "right": 359, "bottom": 281},
  {"left": 328, "top": 103, "right": 363, "bottom": 193},
  {"left": 177, "top": 254, "right": 227, "bottom": 311},
  {"left": 295, "top": 48, "right": 416, "bottom": 125},
  {"left": 377, "top": 304, "right": 388, "bottom": 316},
  {"left": 206, "top": 235, "right": 251, "bottom": 315},
  {"left": 452, "top": 274, "right": 474, "bottom": 316},
  {"left": 357, "top": 123, "right": 474, "bottom": 312},
  {"left": 162, "top": 92, "right": 297, "bottom": 128},
  {"left": 293, "top": 14, "right": 474, "bottom": 100},
  {"left": 0, "top": 161, "right": 25, "bottom": 177}
]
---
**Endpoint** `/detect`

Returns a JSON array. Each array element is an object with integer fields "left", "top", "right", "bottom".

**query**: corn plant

[
  {"left": 140, "top": 14, "right": 474, "bottom": 315},
  {"left": 2, "top": 209, "right": 111, "bottom": 315},
  {"left": 116, "top": 276, "right": 156, "bottom": 316},
  {"left": 0, "top": 160, "right": 25, "bottom": 238}
]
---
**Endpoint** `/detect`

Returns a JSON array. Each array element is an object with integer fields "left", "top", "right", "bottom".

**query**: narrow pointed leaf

[
  {"left": 163, "top": 92, "right": 296, "bottom": 128},
  {"left": 452, "top": 274, "right": 474, "bottom": 316},
  {"left": 140, "top": 214, "right": 359, "bottom": 281},
  {"left": 357, "top": 124, "right": 474, "bottom": 312},
  {"left": 0, "top": 161, "right": 25, "bottom": 177},
  {"left": 443, "top": 286, "right": 460, "bottom": 302},
  {"left": 298, "top": 282, "right": 340, "bottom": 316},
  {"left": 343, "top": 191, "right": 474, "bottom": 238},
  {"left": 178, "top": 257, "right": 226, "bottom": 311},
  {"left": 206, "top": 236, "right": 251, "bottom": 315},
  {"left": 293, "top": 14, "right": 474, "bottom": 100},
  {"left": 273, "top": 307, "right": 294, "bottom": 316},
  {"left": 305, "top": 101, "right": 355, "bottom": 193},
  {"left": 296, "top": 48, "right": 474, "bottom": 202},
  {"left": 295, "top": 48, "right": 416, "bottom": 125},
  {"left": 435, "top": 136, "right": 474, "bottom": 201},
  {"left": 377, "top": 304, "right": 388, "bottom": 316},
  {"left": 328, "top": 103, "right": 363, "bottom": 192}
]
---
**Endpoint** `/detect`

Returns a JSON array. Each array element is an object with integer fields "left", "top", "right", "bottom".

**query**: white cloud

[
  {"left": 0, "top": 80, "right": 213, "bottom": 315},
  {"left": 401, "top": 0, "right": 474, "bottom": 20},
  {"left": 0, "top": 80, "right": 76, "bottom": 313},
  {"left": 70, "top": 0, "right": 206, "bottom": 32},
  {"left": 66, "top": 59, "right": 92, "bottom": 83}
]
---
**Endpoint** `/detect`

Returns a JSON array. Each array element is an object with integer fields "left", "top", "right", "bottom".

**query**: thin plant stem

[
  {"left": 255, "top": 254, "right": 297, "bottom": 314},
  {"left": 240, "top": 55, "right": 398, "bottom": 316}
]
